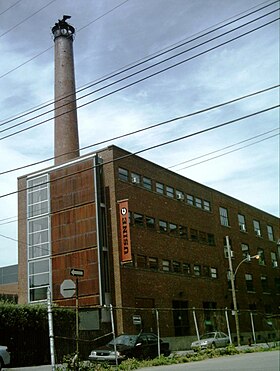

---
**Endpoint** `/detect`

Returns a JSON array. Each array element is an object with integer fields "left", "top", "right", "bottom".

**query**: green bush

[{"left": 0, "top": 301, "right": 75, "bottom": 367}]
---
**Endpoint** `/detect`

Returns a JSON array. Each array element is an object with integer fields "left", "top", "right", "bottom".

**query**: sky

[{"left": 0, "top": 0, "right": 279, "bottom": 267}]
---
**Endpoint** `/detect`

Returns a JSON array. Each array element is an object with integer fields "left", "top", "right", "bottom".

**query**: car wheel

[
  {"left": 0, "top": 357, "right": 4, "bottom": 371},
  {"left": 211, "top": 342, "right": 216, "bottom": 349}
]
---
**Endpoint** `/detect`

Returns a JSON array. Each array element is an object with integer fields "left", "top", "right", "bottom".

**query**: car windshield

[
  {"left": 200, "top": 333, "right": 216, "bottom": 339},
  {"left": 108, "top": 335, "right": 137, "bottom": 347}
]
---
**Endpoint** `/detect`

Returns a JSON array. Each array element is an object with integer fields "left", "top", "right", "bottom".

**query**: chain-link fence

[{"left": 59, "top": 306, "right": 279, "bottom": 360}]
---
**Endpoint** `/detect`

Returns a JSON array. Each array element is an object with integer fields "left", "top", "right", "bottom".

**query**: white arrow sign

[{"left": 70, "top": 268, "right": 84, "bottom": 277}]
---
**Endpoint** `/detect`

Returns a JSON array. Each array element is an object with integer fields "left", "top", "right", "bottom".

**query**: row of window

[
  {"left": 129, "top": 254, "right": 218, "bottom": 278},
  {"left": 223, "top": 239, "right": 279, "bottom": 268},
  {"left": 219, "top": 207, "right": 276, "bottom": 242},
  {"left": 239, "top": 244, "right": 278, "bottom": 268},
  {"left": 27, "top": 175, "right": 51, "bottom": 303},
  {"left": 228, "top": 273, "right": 280, "bottom": 294},
  {"left": 118, "top": 167, "right": 211, "bottom": 211},
  {"left": 130, "top": 211, "right": 215, "bottom": 245}
]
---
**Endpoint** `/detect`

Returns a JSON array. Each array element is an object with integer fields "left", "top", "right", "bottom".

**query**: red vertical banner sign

[{"left": 118, "top": 200, "right": 132, "bottom": 263}]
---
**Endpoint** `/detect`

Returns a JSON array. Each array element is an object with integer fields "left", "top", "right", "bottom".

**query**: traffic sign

[
  {"left": 70, "top": 268, "right": 84, "bottom": 277},
  {"left": 60, "top": 279, "right": 76, "bottom": 298}
]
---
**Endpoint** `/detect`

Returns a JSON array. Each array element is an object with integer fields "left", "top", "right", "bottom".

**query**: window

[
  {"left": 210, "top": 267, "right": 217, "bottom": 279},
  {"left": 131, "top": 172, "right": 141, "bottom": 184},
  {"left": 203, "top": 266, "right": 210, "bottom": 277},
  {"left": 275, "top": 278, "right": 280, "bottom": 294},
  {"left": 173, "top": 261, "right": 181, "bottom": 273},
  {"left": 159, "top": 220, "right": 167, "bottom": 233},
  {"left": 190, "top": 229, "right": 198, "bottom": 241},
  {"left": 118, "top": 167, "right": 128, "bottom": 181},
  {"left": 29, "top": 258, "right": 50, "bottom": 302},
  {"left": 194, "top": 197, "right": 202, "bottom": 208},
  {"left": 137, "top": 255, "right": 147, "bottom": 268},
  {"left": 146, "top": 216, "right": 155, "bottom": 229},
  {"left": 166, "top": 186, "right": 174, "bottom": 198},
  {"left": 267, "top": 225, "right": 274, "bottom": 241},
  {"left": 238, "top": 214, "right": 246, "bottom": 232},
  {"left": 149, "top": 257, "right": 158, "bottom": 271},
  {"left": 207, "top": 233, "right": 215, "bottom": 246},
  {"left": 245, "top": 273, "right": 254, "bottom": 291},
  {"left": 28, "top": 217, "right": 50, "bottom": 259},
  {"left": 27, "top": 175, "right": 50, "bottom": 303},
  {"left": 133, "top": 213, "right": 144, "bottom": 226},
  {"left": 199, "top": 231, "right": 207, "bottom": 244},
  {"left": 182, "top": 263, "right": 191, "bottom": 275},
  {"left": 179, "top": 225, "right": 188, "bottom": 238},
  {"left": 194, "top": 265, "right": 201, "bottom": 276},
  {"left": 169, "top": 223, "right": 178, "bottom": 235},
  {"left": 162, "top": 260, "right": 170, "bottom": 272},
  {"left": 241, "top": 243, "right": 250, "bottom": 259},
  {"left": 219, "top": 207, "right": 229, "bottom": 226},
  {"left": 271, "top": 252, "right": 278, "bottom": 268},
  {"left": 186, "top": 194, "right": 194, "bottom": 206},
  {"left": 258, "top": 249, "right": 265, "bottom": 265},
  {"left": 156, "top": 182, "right": 164, "bottom": 194},
  {"left": 143, "top": 177, "right": 152, "bottom": 190},
  {"left": 261, "top": 276, "right": 269, "bottom": 292},
  {"left": 28, "top": 175, "right": 49, "bottom": 218},
  {"left": 176, "top": 190, "right": 184, "bottom": 201},
  {"left": 253, "top": 220, "right": 261, "bottom": 237},
  {"left": 203, "top": 200, "right": 211, "bottom": 211}
]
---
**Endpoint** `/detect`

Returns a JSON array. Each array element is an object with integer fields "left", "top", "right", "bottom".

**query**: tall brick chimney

[{"left": 52, "top": 16, "right": 79, "bottom": 165}]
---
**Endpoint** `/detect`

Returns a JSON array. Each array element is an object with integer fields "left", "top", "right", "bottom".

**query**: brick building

[
  {"left": 16, "top": 17, "right": 279, "bottom": 341},
  {"left": 17, "top": 145, "right": 280, "bottom": 337}
]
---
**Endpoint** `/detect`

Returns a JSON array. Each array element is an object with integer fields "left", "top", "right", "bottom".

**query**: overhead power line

[
  {"left": 0, "top": 103, "right": 278, "bottom": 201},
  {"left": 0, "top": 128, "right": 278, "bottom": 231},
  {"left": 0, "top": 0, "right": 22, "bottom": 17},
  {"left": 0, "top": 0, "right": 278, "bottom": 128},
  {"left": 0, "top": 85, "right": 278, "bottom": 176},
  {"left": 171, "top": 129, "right": 279, "bottom": 171},
  {"left": 0, "top": 0, "right": 56, "bottom": 38},
  {"left": 0, "top": 15, "right": 278, "bottom": 142}
]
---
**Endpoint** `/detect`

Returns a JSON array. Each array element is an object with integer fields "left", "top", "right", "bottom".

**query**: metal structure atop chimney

[{"left": 52, "top": 16, "right": 79, "bottom": 166}]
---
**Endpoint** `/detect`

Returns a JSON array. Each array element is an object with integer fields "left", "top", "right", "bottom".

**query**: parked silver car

[
  {"left": 0, "top": 345, "right": 10, "bottom": 370},
  {"left": 191, "top": 331, "right": 230, "bottom": 351}
]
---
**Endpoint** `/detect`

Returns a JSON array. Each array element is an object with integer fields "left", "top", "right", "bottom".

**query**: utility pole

[{"left": 226, "top": 235, "right": 241, "bottom": 347}]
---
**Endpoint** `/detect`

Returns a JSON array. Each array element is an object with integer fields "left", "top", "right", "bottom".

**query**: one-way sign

[{"left": 70, "top": 268, "right": 84, "bottom": 277}]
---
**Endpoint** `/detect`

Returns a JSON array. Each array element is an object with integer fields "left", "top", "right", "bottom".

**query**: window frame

[
  {"left": 156, "top": 182, "right": 164, "bottom": 194},
  {"left": 166, "top": 185, "right": 175, "bottom": 198},
  {"left": 143, "top": 176, "right": 152, "bottom": 190},
  {"left": 219, "top": 207, "right": 230, "bottom": 227},
  {"left": 159, "top": 220, "right": 168, "bottom": 233},
  {"left": 245, "top": 273, "right": 254, "bottom": 292},
  {"left": 267, "top": 225, "right": 274, "bottom": 241},
  {"left": 118, "top": 167, "right": 129, "bottom": 181}
]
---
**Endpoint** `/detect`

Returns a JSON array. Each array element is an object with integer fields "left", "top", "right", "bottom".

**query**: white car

[
  {"left": 0, "top": 345, "right": 10, "bottom": 370},
  {"left": 191, "top": 331, "right": 230, "bottom": 351}
]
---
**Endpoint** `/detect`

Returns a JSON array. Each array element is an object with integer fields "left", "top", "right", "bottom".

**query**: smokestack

[{"left": 52, "top": 16, "right": 79, "bottom": 165}]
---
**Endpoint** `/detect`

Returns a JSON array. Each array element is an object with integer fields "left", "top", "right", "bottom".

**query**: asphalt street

[{"left": 138, "top": 351, "right": 280, "bottom": 371}]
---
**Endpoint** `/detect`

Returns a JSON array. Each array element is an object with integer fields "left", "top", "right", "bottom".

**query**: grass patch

[{"left": 57, "top": 344, "right": 280, "bottom": 370}]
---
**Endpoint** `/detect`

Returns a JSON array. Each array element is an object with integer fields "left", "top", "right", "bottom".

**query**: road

[
  {"left": 6, "top": 350, "right": 279, "bottom": 370},
  {"left": 138, "top": 351, "right": 279, "bottom": 371}
]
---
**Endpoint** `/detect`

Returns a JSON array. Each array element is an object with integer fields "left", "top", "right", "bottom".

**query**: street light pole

[
  {"left": 226, "top": 236, "right": 259, "bottom": 347},
  {"left": 226, "top": 236, "right": 240, "bottom": 347}
]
